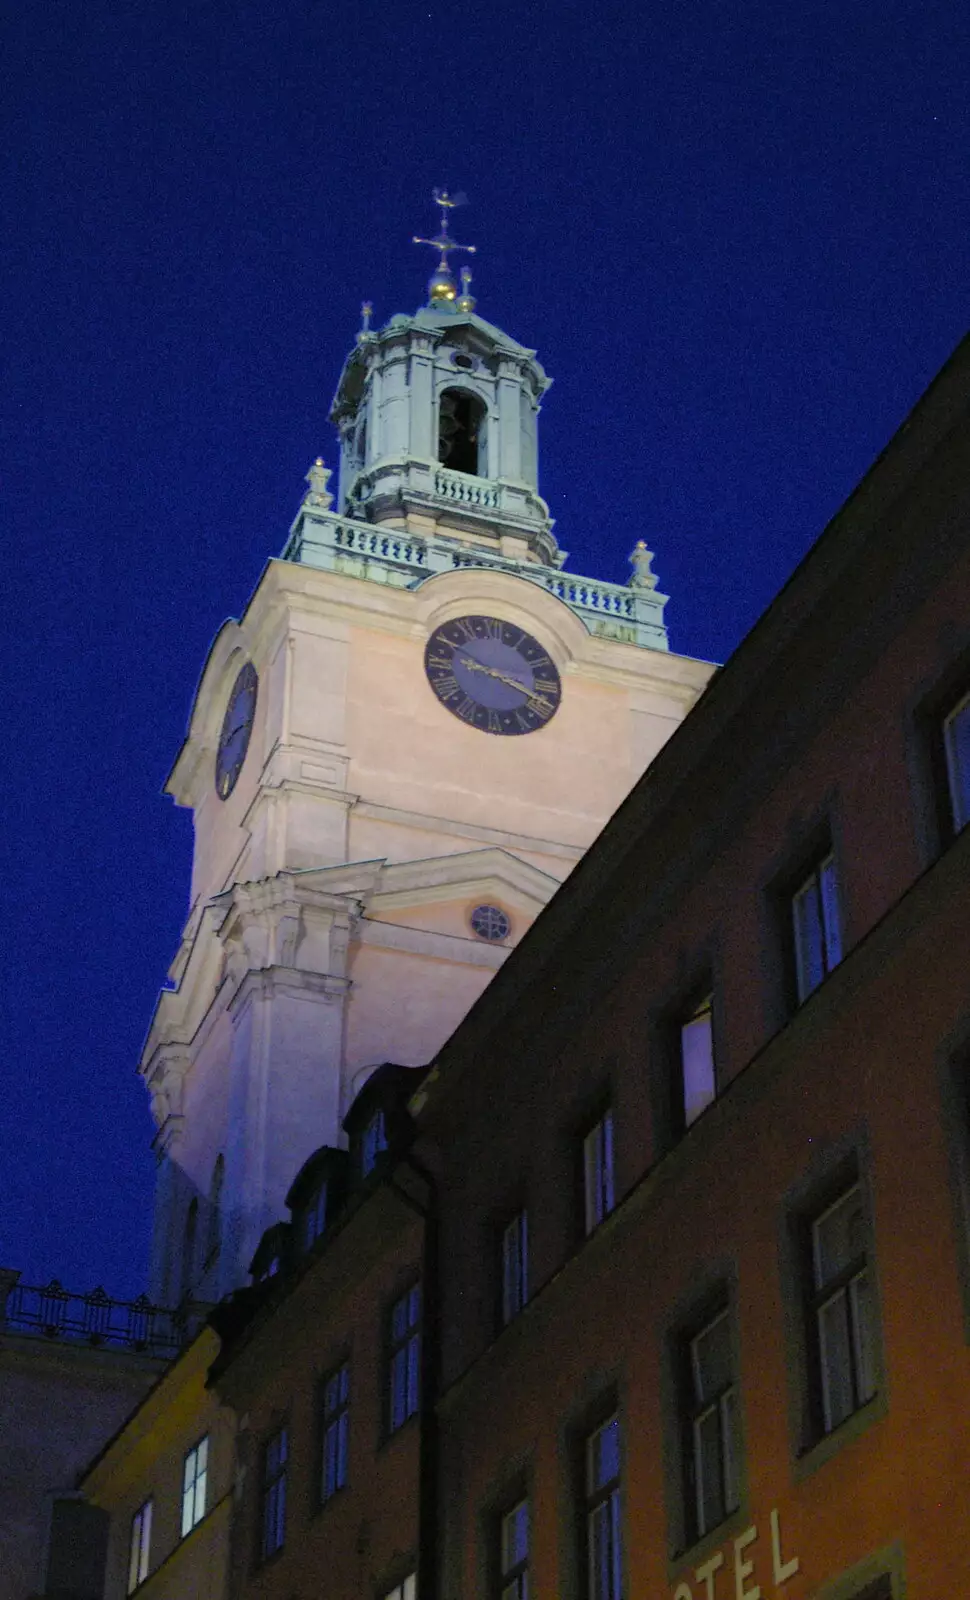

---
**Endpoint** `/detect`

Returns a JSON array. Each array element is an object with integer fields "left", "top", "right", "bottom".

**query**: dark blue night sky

[{"left": 2, "top": 0, "right": 968, "bottom": 1297}]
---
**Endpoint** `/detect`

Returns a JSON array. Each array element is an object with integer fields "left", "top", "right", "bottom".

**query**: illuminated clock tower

[{"left": 142, "top": 195, "right": 712, "bottom": 1302}]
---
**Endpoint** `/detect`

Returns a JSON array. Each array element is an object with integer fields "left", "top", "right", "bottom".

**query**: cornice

[
  {"left": 227, "top": 965, "right": 351, "bottom": 1019},
  {"left": 349, "top": 797, "right": 583, "bottom": 863}
]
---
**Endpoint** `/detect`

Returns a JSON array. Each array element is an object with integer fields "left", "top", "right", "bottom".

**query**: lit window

[
  {"left": 810, "top": 1184, "right": 876, "bottom": 1432},
  {"left": 683, "top": 1308, "right": 739, "bottom": 1540},
  {"left": 362, "top": 1109, "right": 388, "bottom": 1176},
  {"left": 792, "top": 851, "right": 842, "bottom": 1002},
  {"left": 303, "top": 1182, "right": 328, "bottom": 1249},
  {"left": 499, "top": 1498, "right": 529, "bottom": 1600},
  {"left": 388, "top": 1283, "right": 421, "bottom": 1432},
  {"left": 127, "top": 1499, "right": 152, "bottom": 1594},
  {"left": 383, "top": 1574, "right": 416, "bottom": 1600},
  {"left": 181, "top": 1435, "right": 208, "bottom": 1537},
  {"left": 585, "top": 1415, "right": 622, "bottom": 1600},
  {"left": 500, "top": 1211, "right": 528, "bottom": 1325},
  {"left": 943, "top": 689, "right": 970, "bottom": 833},
  {"left": 321, "top": 1361, "right": 350, "bottom": 1501},
  {"left": 680, "top": 996, "right": 716, "bottom": 1126},
  {"left": 259, "top": 1425, "right": 288, "bottom": 1561},
  {"left": 583, "top": 1111, "right": 615, "bottom": 1234}
]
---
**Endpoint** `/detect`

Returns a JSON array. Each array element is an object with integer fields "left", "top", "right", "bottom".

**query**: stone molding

[{"left": 226, "top": 965, "right": 351, "bottom": 1021}]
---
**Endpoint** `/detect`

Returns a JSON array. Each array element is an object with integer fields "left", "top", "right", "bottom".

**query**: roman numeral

[
  {"left": 527, "top": 696, "right": 555, "bottom": 721},
  {"left": 484, "top": 618, "right": 504, "bottom": 640},
  {"left": 486, "top": 711, "right": 503, "bottom": 733},
  {"left": 533, "top": 677, "right": 558, "bottom": 695},
  {"left": 451, "top": 618, "right": 477, "bottom": 642},
  {"left": 456, "top": 697, "right": 477, "bottom": 722}
]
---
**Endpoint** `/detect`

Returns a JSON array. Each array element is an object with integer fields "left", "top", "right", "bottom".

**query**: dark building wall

[
  {"left": 417, "top": 335, "right": 970, "bottom": 1599},
  {"left": 215, "top": 1187, "right": 425, "bottom": 1600}
]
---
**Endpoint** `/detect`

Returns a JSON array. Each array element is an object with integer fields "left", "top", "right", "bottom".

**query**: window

[
  {"left": 499, "top": 1498, "right": 529, "bottom": 1600},
  {"left": 127, "top": 1500, "right": 152, "bottom": 1594},
  {"left": 259, "top": 1425, "right": 288, "bottom": 1561},
  {"left": 181, "top": 1435, "right": 208, "bottom": 1537},
  {"left": 681, "top": 1307, "right": 739, "bottom": 1541},
  {"left": 583, "top": 1111, "right": 615, "bottom": 1234},
  {"left": 438, "top": 387, "right": 487, "bottom": 475},
  {"left": 584, "top": 1415, "right": 622, "bottom": 1600},
  {"left": 362, "top": 1109, "right": 388, "bottom": 1176},
  {"left": 942, "top": 687, "right": 970, "bottom": 834},
  {"left": 388, "top": 1283, "right": 421, "bottom": 1432},
  {"left": 791, "top": 851, "right": 842, "bottom": 1002},
  {"left": 303, "top": 1182, "right": 328, "bottom": 1249},
  {"left": 500, "top": 1211, "right": 528, "bottom": 1325},
  {"left": 383, "top": 1574, "right": 416, "bottom": 1600},
  {"left": 680, "top": 996, "right": 716, "bottom": 1126},
  {"left": 321, "top": 1361, "right": 350, "bottom": 1501},
  {"left": 808, "top": 1184, "right": 876, "bottom": 1433}
]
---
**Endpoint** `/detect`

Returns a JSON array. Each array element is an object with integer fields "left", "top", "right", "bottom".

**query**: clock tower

[{"left": 142, "top": 197, "right": 713, "bottom": 1303}]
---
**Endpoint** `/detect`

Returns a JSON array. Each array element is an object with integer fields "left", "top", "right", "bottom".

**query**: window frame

[
  {"left": 806, "top": 1183, "right": 877, "bottom": 1435},
  {"left": 497, "top": 1495, "right": 530, "bottom": 1600},
  {"left": 127, "top": 1498, "right": 153, "bottom": 1594},
  {"left": 386, "top": 1279, "right": 422, "bottom": 1436},
  {"left": 381, "top": 1571, "right": 417, "bottom": 1600},
  {"left": 319, "top": 1358, "right": 351, "bottom": 1504},
  {"left": 763, "top": 816, "right": 845, "bottom": 1022},
  {"left": 678, "top": 1303, "right": 740, "bottom": 1544},
  {"left": 790, "top": 848, "right": 843, "bottom": 1004},
  {"left": 180, "top": 1433, "right": 209, "bottom": 1539},
  {"left": 499, "top": 1209, "right": 529, "bottom": 1327},
  {"left": 779, "top": 1141, "right": 886, "bottom": 1475},
  {"left": 581, "top": 1107, "right": 616, "bottom": 1236},
  {"left": 652, "top": 961, "right": 722, "bottom": 1149},
  {"left": 257, "top": 1422, "right": 288, "bottom": 1565},
  {"left": 582, "top": 1411, "right": 623, "bottom": 1600}
]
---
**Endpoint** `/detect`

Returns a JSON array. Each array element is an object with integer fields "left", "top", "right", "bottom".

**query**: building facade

[
  {"left": 42, "top": 254, "right": 970, "bottom": 1600},
  {"left": 143, "top": 201, "right": 710, "bottom": 1305}
]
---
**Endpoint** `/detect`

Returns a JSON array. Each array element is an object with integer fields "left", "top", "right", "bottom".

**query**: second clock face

[
  {"left": 425, "top": 615, "right": 562, "bottom": 735},
  {"left": 215, "top": 661, "right": 258, "bottom": 799}
]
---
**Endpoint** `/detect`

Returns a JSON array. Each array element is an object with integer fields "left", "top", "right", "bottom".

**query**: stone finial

[
  {"left": 356, "top": 300, "right": 375, "bottom": 344},
  {"left": 628, "top": 540, "right": 658, "bottom": 590},
  {"left": 304, "top": 457, "right": 334, "bottom": 509}
]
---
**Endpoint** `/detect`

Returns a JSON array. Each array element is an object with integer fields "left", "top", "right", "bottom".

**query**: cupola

[{"left": 329, "top": 192, "right": 558, "bottom": 567}]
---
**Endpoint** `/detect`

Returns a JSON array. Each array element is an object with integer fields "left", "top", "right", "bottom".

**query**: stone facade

[{"left": 143, "top": 286, "right": 712, "bottom": 1303}]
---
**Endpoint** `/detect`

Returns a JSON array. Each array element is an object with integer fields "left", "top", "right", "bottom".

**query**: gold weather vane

[{"left": 413, "top": 189, "right": 476, "bottom": 302}]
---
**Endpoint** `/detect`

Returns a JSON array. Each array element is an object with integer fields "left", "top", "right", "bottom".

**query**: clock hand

[{"left": 456, "top": 655, "right": 531, "bottom": 694}]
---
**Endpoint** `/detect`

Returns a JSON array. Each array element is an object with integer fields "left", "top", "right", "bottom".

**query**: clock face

[
  {"left": 424, "top": 615, "right": 561, "bottom": 735},
  {"left": 215, "top": 661, "right": 258, "bottom": 800}
]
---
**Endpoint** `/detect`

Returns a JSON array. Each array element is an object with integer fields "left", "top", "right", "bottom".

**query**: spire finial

[
  {"left": 413, "top": 188, "right": 476, "bottom": 304},
  {"left": 456, "top": 266, "right": 476, "bottom": 313},
  {"left": 356, "top": 300, "right": 375, "bottom": 344}
]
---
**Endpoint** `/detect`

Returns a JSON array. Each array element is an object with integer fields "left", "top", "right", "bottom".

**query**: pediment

[{"left": 367, "top": 847, "right": 559, "bottom": 916}]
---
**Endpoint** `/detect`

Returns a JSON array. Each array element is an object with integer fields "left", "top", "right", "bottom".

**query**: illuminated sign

[{"left": 672, "top": 1508, "right": 800, "bottom": 1600}]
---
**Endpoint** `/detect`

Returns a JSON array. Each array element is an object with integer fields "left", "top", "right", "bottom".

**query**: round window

[
  {"left": 470, "top": 904, "right": 511, "bottom": 942},
  {"left": 450, "top": 349, "right": 476, "bottom": 371}
]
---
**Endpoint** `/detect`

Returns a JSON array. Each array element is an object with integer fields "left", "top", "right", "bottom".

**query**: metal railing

[{"left": 0, "top": 1273, "right": 184, "bottom": 1358}]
